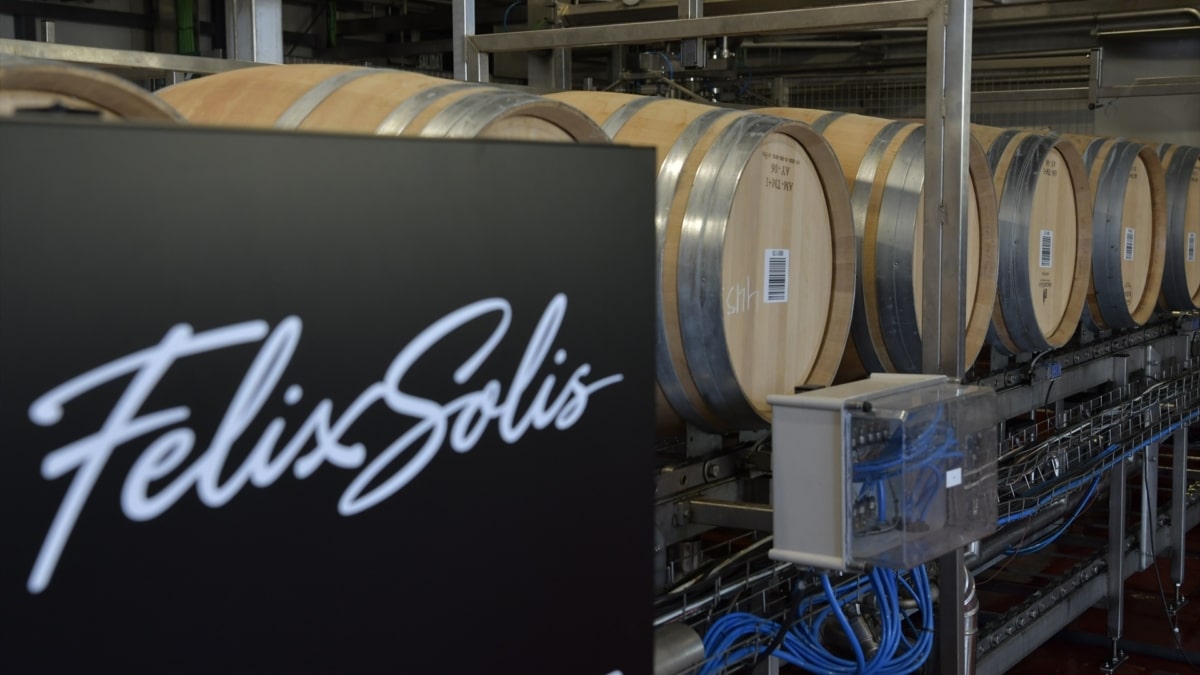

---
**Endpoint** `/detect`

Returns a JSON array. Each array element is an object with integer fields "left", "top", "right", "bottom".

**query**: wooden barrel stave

[
  {"left": 0, "top": 55, "right": 182, "bottom": 121},
  {"left": 158, "top": 64, "right": 607, "bottom": 143},
  {"left": 1064, "top": 134, "right": 1167, "bottom": 329},
  {"left": 1158, "top": 144, "right": 1200, "bottom": 311},
  {"left": 761, "top": 108, "right": 999, "bottom": 375},
  {"left": 553, "top": 92, "right": 856, "bottom": 431},
  {"left": 975, "top": 126, "right": 1092, "bottom": 354}
]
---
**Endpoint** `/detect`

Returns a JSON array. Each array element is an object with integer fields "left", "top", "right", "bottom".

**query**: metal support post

[
  {"left": 526, "top": 1, "right": 569, "bottom": 89},
  {"left": 1102, "top": 454, "right": 1129, "bottom": 672},
  {"left": 225, "top": 0, "right": 282, "bottom": 63},
  {"left": 921, "top": 0, "right": 971, "bottom": 378},
  {"left": 1102, "top": 354, "right": 1130, "bottom": 673},
  {"left": 1141, "top": 441, "right": 1159, "bottom": 571},
  {"left": 452, "top": 0, "right": 488, "bottom": 82},
  {"left": 923, "top": 0, "right": 972, "bottom": 671},
  {"left": 679, "top": 0, "right": 705, "bottom": 70},
  {"left": 1171, "top": 423, "right": 1189, "bottom": 613},
  {"left": 1087, "top": 46, "right": 1103, "bottom": 110},
  {"left": 1141, "top": 342, "right": 1161, "bottom": 572}
]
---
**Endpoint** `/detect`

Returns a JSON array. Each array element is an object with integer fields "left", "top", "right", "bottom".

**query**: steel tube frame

[
  {"left": 924, "top": 1, "right": 973, "bottom": 671},
  {"left": 453, "top": 0, "right": 971, "bottom": 669},
  {"left": 226, "top": 0, "right": 282, "bottom": 63},
  {"left": 1171, "top": 424, "right": 1190, "bottom": 611},
  {"left": 0, "top": 37, "right": 262, "bottom": 74},
  {"left": 460, "top": 0, "right": 935, "bottom": 55}
]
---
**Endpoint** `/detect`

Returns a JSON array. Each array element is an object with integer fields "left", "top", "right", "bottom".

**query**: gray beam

[
  {"left": 0, "top": 0, "right": 152, "bottom": 31},
  {"left": 977, "top": 568, "right": 1110, "bottom": 675},
  {"left": 687, "top": 499, "right": 772, "bottom": 531},
  {"left": 975, "top": 0, "right": 1200, "bottom": 26},
  {"left": 227, "top": 0, "right": 283, "bottom": 63},
  {"left": 452, "top": 0, "right": 487, "bottom": 81},
  {"left": 469, "top": 0, "right": 936, "bottom": 52},
  {"left": 921, "top": 0, "right": 972, "bottom": 378},
  {"left": 316, "top": 39, "right": 451, "bottom": 59},
  {"left": 0, "top": 37, "right": 263, "bottom": 75},
  {"left": 1098, "top": 81, "right": 1200, "bottom": 99},
  {"left": 977, "top": 477, "right": 1200, "bottom": 674}
]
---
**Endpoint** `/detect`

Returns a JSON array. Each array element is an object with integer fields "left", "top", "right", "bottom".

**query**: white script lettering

[{"left": 26, "top": 293, "right": 622, "bottom": 594}]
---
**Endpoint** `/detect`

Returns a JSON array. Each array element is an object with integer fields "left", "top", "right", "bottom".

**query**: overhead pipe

[
  {"left": 739, "top": 38, "right": 864, "bottom": 49},
  {"left": 978, "top": 7, "right": 1200, "bottom": 30}
]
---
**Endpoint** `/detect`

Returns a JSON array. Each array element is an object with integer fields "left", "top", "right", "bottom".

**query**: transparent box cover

[{"left": 846, "top": 383, "right": 998, "bottom": 569}]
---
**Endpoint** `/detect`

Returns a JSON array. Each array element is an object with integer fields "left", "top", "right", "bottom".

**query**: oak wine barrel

[
  {"left": 1063, "top": 134, "right": 1166, "bottom": 329},
  {"left": 0, "top": 55, "right": 182, "bottom": 121},
  {"left": 973, "top": 126, "right": 1093, "bottom": 354},
  {"left": 758, "top": 108, "right": 1000, "bottom": 376},
  {"left": 1158, "top": 144, "right": 1200, "bottom": 311},
  {"left": 550, "top": 92, "right": 856, "bottom": 431},
  {"left": 158, "top": 64, "right": 607, "bottom": 142}
]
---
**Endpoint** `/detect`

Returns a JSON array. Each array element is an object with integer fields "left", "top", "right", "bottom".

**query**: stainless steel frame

[
  {"left": 0, "top": 38, "right": 263, "bottom": 77},
  {"left": 452, "top": 0, "right": 974, "bottom": 668},
  {"left": 227, "top": 0, "right": 282, "bottom": 63}
]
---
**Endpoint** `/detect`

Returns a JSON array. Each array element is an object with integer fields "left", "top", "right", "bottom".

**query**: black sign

[{"left": 0, "top": 119, "right": 655, "bottom": 674}]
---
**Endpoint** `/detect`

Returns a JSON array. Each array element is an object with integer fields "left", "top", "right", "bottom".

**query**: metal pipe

[
  {"left": 654, "top": 623, "right": 706, "bottom": 675},
  {"left": 979, "top": 7, "right": 1200, "bottom": 31},
  {"left": 964, "top": 567, "right": 980, "bottom": 675},
  {"left": 972, "top": 499, "right": 1072, "bottom": 567},
  {"left": 1056, "top": 630, "right": 1200, "bottom": 667},
  {"left": 654, "top": 562, "right": 790, "bottom": 626},
  {"left": 740, "top": 39, "right": 864, "bottom": 48}
]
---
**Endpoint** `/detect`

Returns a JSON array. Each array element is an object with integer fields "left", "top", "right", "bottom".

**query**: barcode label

[
  {"left": 1124, "top": 227, "right": 1135, "bottom": 261},
  {"left": 1189, "top": 233, "right": 1196, "bottom": 262},
  {"left": 764, "top": 249, "right": 789, "bottom": 304},
  {"left": 1039, "top": 230, "right": 1053, "bottom": 268}
]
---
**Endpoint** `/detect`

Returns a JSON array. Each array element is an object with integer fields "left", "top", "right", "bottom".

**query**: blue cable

[
  {"left": 650, "top": 51, "right": 674, "bottom": 80},
  {"left": 700, "top": 567, "right": 934, "bottom": 674},
  {"left": 822, "top": 573, "right": 867, "bottom": 671},
  {"left": 1007, "top": 474, "right": 1102, "bottom": 555},
  {"left": 998, "top": 410, "right": 1199, "bottom": 527},
  {"left": 502, "top": 0, "right": 524, "bottom": 30}
]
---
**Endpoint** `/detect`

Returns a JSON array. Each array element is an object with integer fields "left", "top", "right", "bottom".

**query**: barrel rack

[
  {"left": 447, "top": 0, "right": 1200, "bottom": 672},
  {"left": 648, "top": 316, "right": 1200, "bottom": 673},
  {"left": 3, "top": 0, "right": 1195, "bottom": 669}
]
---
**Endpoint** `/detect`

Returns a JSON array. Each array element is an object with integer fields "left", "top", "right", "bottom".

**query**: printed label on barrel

[
  {"left": 1124, "top": 227, "right": 1135, "bottom": 262},
  {"left": 1189, "top": 233, "right": 1196, "bottom": 263},
  {"left": 764, "top": 249, "right": 790, "bottom": 304},
  {"left": 763, "top": 150, "right": 797, "bottom": 192},
  {"left": 1040, "top": 230, "right": 1053, "bottom": 269},
  {"left": 1042, "top": 158, "right": 1059, "bottom": 177}
]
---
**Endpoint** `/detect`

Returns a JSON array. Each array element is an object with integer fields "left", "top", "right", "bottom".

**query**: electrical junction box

[{"left": 769, "top": 374, "right": 998, "bottom": 571}]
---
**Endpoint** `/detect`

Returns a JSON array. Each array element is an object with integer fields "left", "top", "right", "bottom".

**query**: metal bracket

[
  {"left": 686, "top": 423, "right": 723, "bottom": 458},
  {"left": 1099, "top": 649, "right": 1127, "bottom": 674},
  {"left": 1169, "top": 589, "right": 1189, "bottom": 616}
]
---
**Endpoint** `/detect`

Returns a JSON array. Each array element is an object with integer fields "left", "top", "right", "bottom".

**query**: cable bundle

[
  {"left": 998, "top": 410, "right": 1200, "bottom": 529},
  {"left": 852, "top": 404, "right": 962, "bottom": 535},
  {"left": 698, "top": 566, "right": 933, "bottom": 675}
]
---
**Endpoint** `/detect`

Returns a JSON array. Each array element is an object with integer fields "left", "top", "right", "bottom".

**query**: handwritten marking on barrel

[{"left": 726, "top": 277, "right": 760, "bottom": 316}]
